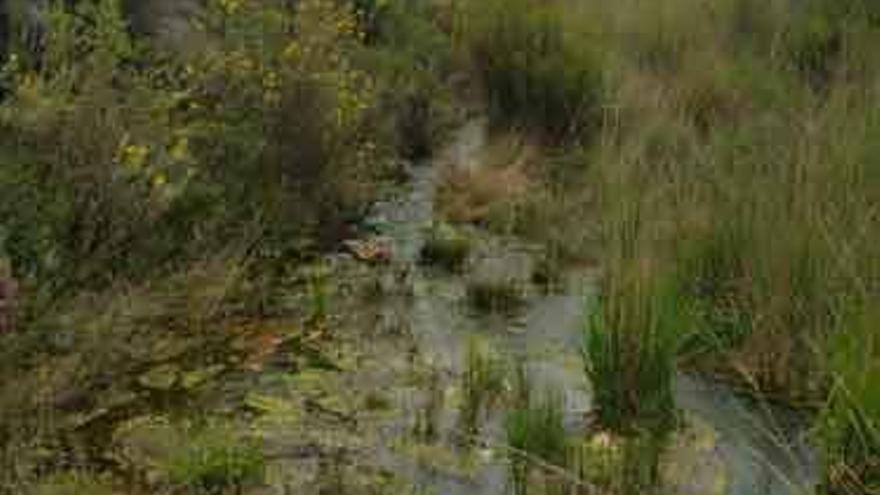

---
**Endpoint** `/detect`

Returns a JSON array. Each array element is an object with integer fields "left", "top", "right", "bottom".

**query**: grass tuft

[{"left": 459, "top": 337, "right": 505, "bottom": 437}]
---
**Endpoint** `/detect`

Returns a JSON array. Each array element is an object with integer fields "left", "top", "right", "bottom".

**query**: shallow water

[{"left": 364, "top": 120, "right": 818, "bottom": 495}]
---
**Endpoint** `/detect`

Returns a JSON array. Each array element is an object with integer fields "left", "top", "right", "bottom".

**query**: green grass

[
  {"left": 459, "top": 337, "right": 505, "bottom": 436},
  {"left": 582, "top": 287, "right": 682, "bottom": 435},
  {"left": 580, "top": 200, "right": 687, "bottom": 434},
  {"left": 162, "top": 421, "right": 265, "bottom": 495},
  {"left": 491, "top": 0, "right": 880, "bottom": 486},
  {"left": 505, "top": 390, "right": 567, "bottom": 495},
  {"left": 413, "top": 366, "right": 444, "bottom": 442},
  {"left": 821, "top": 304, "right": 880, "bottom": 494}
]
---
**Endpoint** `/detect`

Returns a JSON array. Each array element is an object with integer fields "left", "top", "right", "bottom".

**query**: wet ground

[{"left": 246, "top": 120, "right": 818, "bottom": 495}]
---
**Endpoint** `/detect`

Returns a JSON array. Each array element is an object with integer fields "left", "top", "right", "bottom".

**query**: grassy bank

[{"left": 455, "top": 0, "right": 878, "bottom": 491}]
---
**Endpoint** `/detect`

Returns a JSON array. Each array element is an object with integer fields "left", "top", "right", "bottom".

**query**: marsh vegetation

[{"left": 0, "top": 0, "right": 877, "bottom": 494}]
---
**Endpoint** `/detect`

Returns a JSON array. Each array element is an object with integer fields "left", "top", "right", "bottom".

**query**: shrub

[
  {"left": 457, "top": 0, "right": 604, "bottom": 140},
  {"left": 361, "top": 0, "right": 458, "bottom": 159},
  {"left": 0, "top": 0, "right": 202, "bottom": 293},
  {"left": 466, "top": 278, "right": 526, "bottom": 314},
  {"left": 419, "top": 222, "right": 471, "bottom": 272},
  {"left": 0, "top": 0, "right": 390, "bottom": 297}
]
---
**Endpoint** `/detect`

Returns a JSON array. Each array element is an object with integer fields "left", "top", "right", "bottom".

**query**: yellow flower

[
  {"left": 120, "top": 144, "right": 149, "bottom": 170},
  {"left": 262, "top": 70, "right": 280, "bottom": 90},
  {"left": 152, "top": 173, "right": 168, "bottom": 188},
  {"left": 219, "top": 0, "right": 243, "bottom": 15},
  {"left": 169, "top": 137, "right": 190, "bottom": 162},
  {"left": 283, "top": 41, "right": 302, "bottom": 60}
]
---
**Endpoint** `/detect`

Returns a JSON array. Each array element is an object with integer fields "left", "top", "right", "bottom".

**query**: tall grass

[
  {"left": 459, "top": 337, "right": 505, "bottom": 436},
  {"left": 455, "top": 0, "right": 604, "bottom": 141},
  {"left": 454, "top": 0, "right": 879, "bottom": 489},
  {"left": 162, "top": 420, "right": 265, "bottom": 495},
  {"left": 820, "top": 294, "right": 879, "bottom": 494},
  {"left": 505, "top": 391, "right": 567, "bottom": 495},
  {"left": 595, "top": 1, "right": 879, "bottom": 484},
  {"left": 581, "top": 202, "right": 686, "bottom": 434}
]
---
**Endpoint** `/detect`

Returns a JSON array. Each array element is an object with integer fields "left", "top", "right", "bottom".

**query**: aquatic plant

[
  {"left": 162, "top": 421, "right": 265, "bottom": 494},
  {"left": 459, "top": 337, "right": 505, "bottom": 437},
  {"left": 413, "top": 366, "right": 444, "bottom": 443},
  {"left": 581, "top": 238, "right": 684, "bottom": 434},
  {"left": 307, "top": 263, "right": 330, "bottom": 326},
  {"left": 505, "top": 391, "right": 567, "bottom": 495},
  {"left": 419, "top": 222, "right": 471, "bottom": 272}
]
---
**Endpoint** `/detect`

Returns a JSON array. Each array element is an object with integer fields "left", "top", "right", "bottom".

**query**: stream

[{"left": 362, "top": 119, "right": 819, "bottom": 495}]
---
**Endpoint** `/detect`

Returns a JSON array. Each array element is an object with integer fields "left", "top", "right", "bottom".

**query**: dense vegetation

[
  {"left": 0, "top": 0, "right": 877, "bottom": 494},
  {"left": 456, "top": 1, "right": 878, "bottom": 492}
]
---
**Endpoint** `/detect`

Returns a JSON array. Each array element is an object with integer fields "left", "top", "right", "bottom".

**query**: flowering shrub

[{"left": 0, "top": 0, "right": 396, "bottom": 294}]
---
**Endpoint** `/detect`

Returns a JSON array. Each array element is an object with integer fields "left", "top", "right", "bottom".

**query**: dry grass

[{"left": 436, "top": 134, "right": 536, "bottom": 228}]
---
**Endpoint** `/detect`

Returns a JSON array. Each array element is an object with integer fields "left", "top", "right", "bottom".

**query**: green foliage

[
  {"left": 357, "top": 0, "right": 457, "bottom": 159},
  {"left": 459, "top": 336, "right": 505, "bottom": 436},
  {"left": 0, "top": 0, "right": 197, "bottom": 292},
  {"left": 0, "top": 0, "right": 396, "bottom": 298},
  {"left": 419, "top": 222, "right": 471, "bottom": 272},
  {"left": 675, "top": 223, "right": 753, "bottom": 360},
  {"left": 307, "top": 263, "right": 330, "bottom": 325},
  {"left": 162, "top": 421, "right": 265, "bottom": 494},
  {"left": 457, "top": 0, "right": 604, "bottom": 140},
  {"left": 413, "top": 366, "right": 444, "bottom": 442},
  {"left": 821, "top": 304, "right": 880, "bottom": 495},
  {"left": 582, "top": 206, "right": 686, "bottom": 434},
  {"left": 783, "top": 0, "right": 880, "bottom": 88},
  {"left": 505, "top": 390, "right": 567, "bottom": 495}
]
